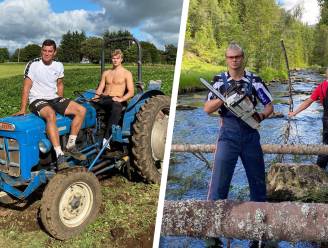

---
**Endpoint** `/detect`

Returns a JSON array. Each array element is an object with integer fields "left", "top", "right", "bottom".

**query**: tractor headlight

[
  {"left": 38, "top": 139, "right": 52, "bottom": 153},
  {"left": 0, "top": 122, "right": 15, "bottom": 131}
]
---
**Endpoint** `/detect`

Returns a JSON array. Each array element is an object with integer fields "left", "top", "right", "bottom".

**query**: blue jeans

[{"left": 207, "top": 117, "right": 266, "bottom": 202}]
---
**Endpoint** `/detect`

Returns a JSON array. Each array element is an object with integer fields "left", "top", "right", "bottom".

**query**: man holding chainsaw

[{"left": 204, "top": 43, "right": 273, "bottom": 202}]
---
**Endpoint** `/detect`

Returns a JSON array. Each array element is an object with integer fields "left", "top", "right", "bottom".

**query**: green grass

[
  {"left": 258, "top": 67, "right": 288, "bottom": 82},
  {"left": 0, "top": 63, "right": 174, "bottom": 117},
  {"left": 0, "top": 63, "right": 26, "bottom": 78},
  {"left": 0, "top": 63, "right": 115, "bottom": 78},
  {"left": 179, "top": 53, "right": 292, "bottom": 93},
  {"left": 179, "top": 54, "right": 225, "bottom": 92}
]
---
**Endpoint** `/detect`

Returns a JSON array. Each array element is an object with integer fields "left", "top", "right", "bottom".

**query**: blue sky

[
  {"left": 0, "top": 0, "right": 319, "bottom": 53},
  {"left": 0, "top": 0, "right": 183, "bottom": 52},
  {"left": 277, "top": 0, "right": 320, "bottom": 25},
  {"left": 48, "top": 0, "right": 102, "bottom": 12}
]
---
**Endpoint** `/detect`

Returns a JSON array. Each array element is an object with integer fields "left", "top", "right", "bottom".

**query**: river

[{"left": 160, "top": 70, "right": 325, "bottom": 248}]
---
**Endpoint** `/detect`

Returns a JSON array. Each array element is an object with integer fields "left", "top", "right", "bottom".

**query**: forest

[
  {"left": 184, "top": 0, "right": 328, "bottom": 82},
  {"left": 0, "top": 30, "right": 177, "bottom": 65}
]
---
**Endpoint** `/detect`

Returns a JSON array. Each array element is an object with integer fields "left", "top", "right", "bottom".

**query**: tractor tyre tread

[
  {"left": 132, "top": 95, "right": 170, "bottom": 184},
  {"left": 40, "top": 167, "right": 102, "bottom": 240}
]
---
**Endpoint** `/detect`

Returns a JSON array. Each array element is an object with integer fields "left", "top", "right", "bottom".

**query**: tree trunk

[
  {"left": 171, "top": 144, "right": 328, "bottom": 155},
  {"left": 162, "top": 200, "right": 328, "bottom": 242}
]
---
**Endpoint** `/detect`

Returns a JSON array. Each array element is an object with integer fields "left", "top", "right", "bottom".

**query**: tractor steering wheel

[{"left": 74, "top": 91, "right": 90, "bottom": 103}]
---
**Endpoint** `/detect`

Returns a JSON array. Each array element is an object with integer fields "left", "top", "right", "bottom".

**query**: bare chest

[{"left": 105, "top": 72, "right": 126, "bottom": 86}]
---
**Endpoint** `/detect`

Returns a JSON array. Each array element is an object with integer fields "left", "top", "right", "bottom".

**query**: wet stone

[{"left": 267, "top": 163, "right": 328, "bottom": 202}]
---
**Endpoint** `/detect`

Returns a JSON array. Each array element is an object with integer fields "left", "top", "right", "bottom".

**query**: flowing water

[{"left": 160, "top": 70, "right": 325, "bottom": 248}]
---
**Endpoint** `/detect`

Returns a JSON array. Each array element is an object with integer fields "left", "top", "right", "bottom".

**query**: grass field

[
  {"left": 0, "top": 63, "right": 174, "bottom": 117},
  {"left": 0, "top": 62, "right": 173, "bottom": 247},
  {"left": 0, "top": 63, "right": 98, "bottom": 79}
]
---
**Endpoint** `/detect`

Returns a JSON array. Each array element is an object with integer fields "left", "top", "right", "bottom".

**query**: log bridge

[{"left": 162, "top": 144, "right": 328, "bottom": 242}]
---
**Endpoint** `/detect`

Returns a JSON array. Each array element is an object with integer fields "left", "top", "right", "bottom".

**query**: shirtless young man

[{"left": 94, "top": 49, "right": 134, "bottom": 149}]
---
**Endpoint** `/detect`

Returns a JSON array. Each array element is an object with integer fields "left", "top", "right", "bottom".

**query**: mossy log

[
  {"left": 162, "top": 200, "right": 328, "bottom": 242},
  {"left": 171, "top": 144, "right": 328, "bottom": 155}
]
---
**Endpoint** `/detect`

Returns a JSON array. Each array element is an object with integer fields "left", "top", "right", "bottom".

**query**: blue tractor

[{"left": 0, "top": 37, "right": 170, "bottom": 240}]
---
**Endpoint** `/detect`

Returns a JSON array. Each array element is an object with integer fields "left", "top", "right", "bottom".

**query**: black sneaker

[
  {"left": 249, "top": 240, "right": 266, "bottom": 248},
  {"left": 64, "top": 146, "right": 87, "bottom": 161},
  {"left": 204, "top": 237, "right": 223, "bottom": 247},
  {"left": 57, "top": 154, "right": 69, "bottom": 170}
]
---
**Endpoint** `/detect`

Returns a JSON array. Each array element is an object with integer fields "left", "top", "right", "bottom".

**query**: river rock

[
  {"left": 267, "top": 112, "right": 284, "bottom": 119},
  {"left": 176, "top": 104, "right": 198, "bottom": 110},
  {"left": 267, "top": 163, "right": 328, "bottom": 202}
]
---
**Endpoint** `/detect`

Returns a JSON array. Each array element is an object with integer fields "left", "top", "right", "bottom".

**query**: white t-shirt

[{"left": 24, "top": 58, "right": 64, "bottom": 103}]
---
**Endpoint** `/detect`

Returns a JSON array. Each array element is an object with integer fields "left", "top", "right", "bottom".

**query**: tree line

[
  {"left": 0, "top": 30, "right": 177, "bottom": 64},
  {"left": 185, "top": 0, "right": 328, "bottom": 73}
]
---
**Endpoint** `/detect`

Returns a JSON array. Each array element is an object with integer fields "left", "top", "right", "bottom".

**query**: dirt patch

[
  {"left": 0, "top": 199, "right": 41, "bottom": 232},
  {"left": 121, "top": 224, "right": 155, "bottom": 248}
]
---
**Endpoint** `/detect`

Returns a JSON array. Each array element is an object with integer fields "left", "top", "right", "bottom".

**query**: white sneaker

[{"left": 103, "top": 138, "right": 111, "bottom": 150}]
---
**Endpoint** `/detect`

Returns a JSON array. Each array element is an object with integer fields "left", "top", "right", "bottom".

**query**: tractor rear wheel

[
  {"left": 40, "top": 167, "right": 101, "bottom": 240},
  {"left": 132, "top": 95, "right": 170, "bottom": 184}
]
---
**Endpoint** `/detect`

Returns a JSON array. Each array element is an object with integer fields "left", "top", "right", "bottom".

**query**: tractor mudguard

[{"left": 121, "top": 89, "right": 165, "bottom": 136}]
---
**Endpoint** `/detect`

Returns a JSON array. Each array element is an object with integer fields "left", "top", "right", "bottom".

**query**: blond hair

[
  {"left": 111, "top": 49, "right": 123, "bottom": 58},
  {"left": 225, "top": 42, "right": 244, "bottom": 57}
]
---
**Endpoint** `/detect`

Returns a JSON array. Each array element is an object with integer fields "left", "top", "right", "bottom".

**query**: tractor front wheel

[
  {"left": 132, "top": 95, "right": 170, "bottom": 184},
  {"left": 40, "top": 167, "right": 101, "bottom": 240}
]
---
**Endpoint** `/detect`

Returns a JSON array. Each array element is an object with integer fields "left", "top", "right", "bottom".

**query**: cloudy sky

[
  {"left": 0, "top": 0, "right": 183, "bottom": 52},
  {"left": 278, "top": 0, "right": 320, "bottom": 25}
]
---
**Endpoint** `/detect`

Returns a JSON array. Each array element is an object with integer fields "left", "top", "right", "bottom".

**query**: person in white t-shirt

[{"left": 13, "top": 39, "right": 86, "bottom": 169}]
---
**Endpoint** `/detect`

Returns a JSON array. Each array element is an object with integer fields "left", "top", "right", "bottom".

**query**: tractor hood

[
  {"left": 0, "top": 114, "right": 45, "bottom": 133},
  {"left": 0, "top": 101, "right": 96, "bottom": 134}
]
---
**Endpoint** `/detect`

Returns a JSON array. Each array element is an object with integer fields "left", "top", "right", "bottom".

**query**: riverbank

[{"left": 178, "top": 54, "right": 324, "bottom": 94}]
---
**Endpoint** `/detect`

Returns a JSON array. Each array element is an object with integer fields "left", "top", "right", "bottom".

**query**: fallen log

[
  {"left": 162, "top": 200, "right": 328, "bottom": 242},
  {"left": 171, "top": 144, "right": 328, "bottom": 155}
]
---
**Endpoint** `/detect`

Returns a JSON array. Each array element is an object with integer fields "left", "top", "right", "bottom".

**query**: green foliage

[
  {"left": 102, "top": 30, "right": 174, "bottom": 64},
  {"left": 81, "top": 37, "right": 103, "bottom": 64},
  {"left": 185, "top": 0, "right": 319, "bottom": 78},
  {"left": 311, "top": 24, "right": 328, "bottom": 67},
  {"left": 164, "top": 44, "right": 177, "bottom": 64},
  {"left": 4, "top": 30, "right": 175, "bottom": 65},
  {"left": 10, "top": 44, "right": 41, "bottom": 62},
  {"left": 319, "top": 0, "right": 328, "bottom": 25},
  {"left": 0, "top": 48, "right": 9, "bottom": 63},
  {"left": 21, "top": 44, "right": 41, "bottom": 62},
  {"left": 103, "top": 30, "right": 134, "bottom": 54},
  {"left": 58, "top": 31, "right": 87, "bottom": 63},
  {"left": 258, "top": 67, "right": 288, "bottom": 82},
  {"left": 179, "top": 53, "right": 226, "bottom": 92},
  {"left": 140, "top": 41, "right": 161, "bottom": 64}
]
